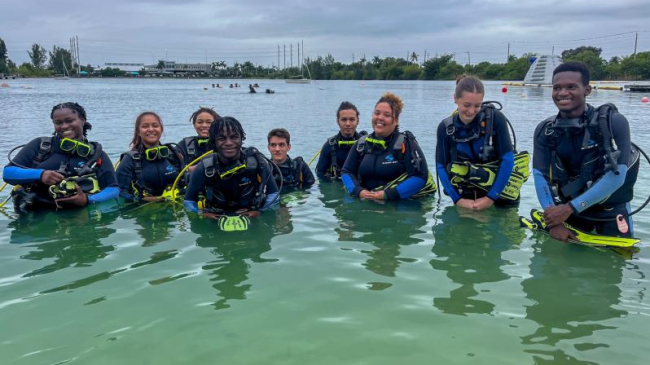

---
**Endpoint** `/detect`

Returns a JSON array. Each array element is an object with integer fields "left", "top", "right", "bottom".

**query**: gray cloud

[{"left": 2, "top": 0, "right": 648, "bottom": 66}]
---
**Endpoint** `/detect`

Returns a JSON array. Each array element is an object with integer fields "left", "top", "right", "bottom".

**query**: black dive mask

[{"left": 551, "top": 117, "right": 585, "bottom": 134}]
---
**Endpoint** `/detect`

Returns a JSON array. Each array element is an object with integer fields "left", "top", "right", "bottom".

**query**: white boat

[{"left": 286, "top": 41, "right": 312, "bottom": 84}]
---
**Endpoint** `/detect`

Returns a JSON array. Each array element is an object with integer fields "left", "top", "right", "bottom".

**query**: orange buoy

[
  {"left": 502, "top": 87, "right": 507, "bottom": 93},
  {"left": 1, "top": 83, "right": 9, "bottom": 88},
  {"left": 642, "top": 97, "right": 649, "bottom": 103}
]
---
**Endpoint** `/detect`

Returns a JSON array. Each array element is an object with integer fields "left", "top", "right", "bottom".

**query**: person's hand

[
  {"left": 142, "top": 196, "right": 164, "bottom": 202},
  {"left": 456, "top": 198, "right": 474, "bottom": 210},
  {"left": 202, "top": 211, "right": 222, "bottom": 220},
  {"left": 544, "top": 204, "right": 574, "bottom": 228},
  {"left": 54, "top": 184, "right": 88, "bottom": 208},
  {"left": 359, "top": 190, "right": 372, "bottom": 199},
  {"left": 41, "top": 170, "right": 65, "bottom": 185},
  {"left": 549, "top": 225, "right": 576, "bottom": 242},
  {"left": 364, "top": 190, "right": 385, "bottom": 200},
  {"left": 472, "top": 197, "right": 494, "bottom": 211},
  {"left": 240, "top": 210, "right": 261, "bottom": 218},
  {"left": 188, "top": 165, "right": 197, "bottom": 173}
]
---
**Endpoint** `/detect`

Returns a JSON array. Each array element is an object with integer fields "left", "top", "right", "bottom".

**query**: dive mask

[
  {"left": 60, "top": 138, "right": 92, "bottom": 157},
  {"left": 145, "top": 145, "right": 170, "bottom": 161}
]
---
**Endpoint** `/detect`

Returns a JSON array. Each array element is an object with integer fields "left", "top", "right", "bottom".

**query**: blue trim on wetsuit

[
  {"left": 88, "top": 186, "right": 119, "bottom": 204},
  {"left": 436, "top": 163, "right": 461, "bottom": 203},
  {"left": 487, "top": 151, "right": 514, "bottom": 200},
  {"left": 569, "top": 164, "right": 628, "bottom": 213},
  {"left": 184, "top": 200, "right": 198, "bottom": 213},
  {"left": 341, "top": 174, "right": 358, "bottom": 195},
  {"left": 262, "top": 192, "right": 279, "bottom": 210},
  {"left": 3, "top": 166, "right": 44, "bottom": 185},
  {"left": 533, "top": 169, "right": 555, "bottom": 209},
  {"left": 395, "top": 176, "right": 426, "bottom": 199}
]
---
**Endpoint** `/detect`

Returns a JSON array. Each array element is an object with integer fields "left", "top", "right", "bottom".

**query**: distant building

[
  {"left": 104, "top": 62, "right": 145, "bottom": 72},
  {"left": 144, "top": 61, "right": 210, "bottom": 74}
]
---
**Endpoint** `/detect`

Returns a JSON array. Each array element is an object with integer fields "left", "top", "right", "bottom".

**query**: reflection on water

[
  {"left": 431, "top": 206, "right": 524, "bottom": 315},
  {"left": 9, "top": 207, "right": 118, "bottom": 277},
  {"left": 319, "top": 181, "right": 430, "bottom": 283},
  {"left": 521, "top": 239, "right": 626, "bottom": 364}
]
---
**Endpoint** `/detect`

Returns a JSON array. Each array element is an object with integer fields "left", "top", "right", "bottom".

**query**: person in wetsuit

[
  {"left": 184, "top": 116, "right": 279, "bottom": 218},
  {"left": 436, "top": 75, "right": 517, "bottom": 210},
  {"left": 116, "top": 111, "right": 185, "bottom": 202},
  {"left": 177, "top": 107, "right": 220, "bottom": 172},
  {"left": 267, "top": 128, "right": 315, "bottom": 192},
  {"left": 342, "top": 93, "right": 429, "bottom": 200},
  {"left": 533, "top": 61, "right": 638, "bottom": 240},
  {"left": 316, "top": 101, "right": 366, "bottom": 179},
  {"left": 3, "top": 102, "right": 119, "bottom": 211}
]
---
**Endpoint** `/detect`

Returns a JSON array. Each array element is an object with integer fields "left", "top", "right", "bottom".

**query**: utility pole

[
  {"left": 551, "top": 46, "right": 554, "bottom": 55},
  {"left": 507, "top": 43, "right": 510, "bottom": 63},
  {"left": 278, "top": 45, "right": 280, "bottom": 70},
  {"left": 290, "top": 43, "right": 293, "bottom": 68},
  {"left": 283, "top": 45, "right": 286, "bottom": 69},
  {"left": 466, "top": 51, "right": 471, "bottom": 65},
  {"left": 205, "top": 49, "right": 208, "bottom": 73},
  {"left": 352, "top": 53, "right": 355, "bottom": 64},
  {"left": 424, "top": 49, "right": 427, "bottom": 63},
  {"left": 634, "top": 32, "right": 638, "bottom": 58},
  {"left": 297, "top": 42, "right": 300, "bottom": 67}
]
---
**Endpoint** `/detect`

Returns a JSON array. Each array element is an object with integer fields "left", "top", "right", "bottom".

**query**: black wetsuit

[
  {"left": 273, "top": 155, "right": 315, "bottom": 192},
  {"left": 436, "top": 109, "right": 515, "bottom": 205},
  {"left": 533, "top": 104, "right": 637, "bottom": 236},
  {"left": 184, "top": 150, "right": 279, "bottom": 212},
  {"left": 316, "top": 131, "right": 364, "bottom": 178},
  {"left": 342, "top": 130, "right": 429, "bottom": 200},
  {"left": 4, "top": 136, "right": 118, "bottom": 210},
  {"left": 177, "top": 136, "right": 210, "bottom": 164},
  {"left": 116, "top": 146, "right": 184, "bottom": 199}
]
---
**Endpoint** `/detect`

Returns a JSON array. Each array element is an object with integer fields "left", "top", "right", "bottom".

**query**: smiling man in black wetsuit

[{"left": 533, "top": 62, "right": 638, "bottom": 241}]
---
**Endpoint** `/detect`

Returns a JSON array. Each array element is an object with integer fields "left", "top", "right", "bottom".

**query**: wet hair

[
  {"left": 553, "top": 61, "right": 590, "bottom": 86},
  {"left": 454, "top": 75, "right": 484, "bottom": 99},
  {"left": 50, "top": 102, "right": 92, "bottom": 136},
  {"left": 189, "top": 107, "right": 220, "bottom": 124},
  {"left": 375, "top": 92, "right": 404, "bottom": 120},
  {"left": 336, "top": 101, "right": 359, "bottom": 119},
  {"left": 130, "top": 111, "right": 163, "bottom": 150},
  {"left": 267, "top": 128, "right": 291, "bottom": 145},
  {"left": 208, "top": 116, "right": 246, "bottom": 151}
]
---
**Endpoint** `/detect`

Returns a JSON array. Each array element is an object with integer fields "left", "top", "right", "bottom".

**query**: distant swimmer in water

[
  {"left": 116, "top": 112, "right": 185, "bottom": 202},
  {"left": 436, "top": 75, "right": 527, "bottom": 211},
  {"left": 184, "top": 116, "right": 279, "bottom": 219},
  {"left": 3, "top": 102, "right": 119, "bottom": 212},
  {"left": 229, "top": 84, "right": 234, "bottom": 88},
  {"left": 178, "top": 107, "right": 220, "bottom": 173},
  {"left": 342, "top": 93, "right": 435, "bottom": 200},
  {"left": 265, "top": 89, "right": 274, "bottom": 94},
  {"left": 253, "top": 83, "right": 260, "bottom": 88},
  {"left": 316, "top": 101, "right": 366, "bottom": 179},
  {"left": 249, "top": 84, "right": 257, "bottom": 93},
  {"left": 267, "top": 128, "right": 315, "bottom": 192}
]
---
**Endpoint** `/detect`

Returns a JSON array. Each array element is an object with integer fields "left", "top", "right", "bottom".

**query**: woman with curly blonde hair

[{"left": 342, "top": 92, "right": 430, "bottom": 200}]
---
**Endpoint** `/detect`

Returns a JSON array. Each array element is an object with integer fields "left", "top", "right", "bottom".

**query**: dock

[{"left": 624, "top": 84, "right": 650, "bottom": 92}]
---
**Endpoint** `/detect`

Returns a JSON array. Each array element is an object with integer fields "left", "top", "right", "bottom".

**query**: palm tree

[
  {"left": 372, "top": 56, "right": 381, "bottom": 66},
  {"left": 410, "top": 52, "right": 418, "bottom": 64}
]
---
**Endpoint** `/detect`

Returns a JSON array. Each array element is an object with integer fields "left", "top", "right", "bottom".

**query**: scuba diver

[
  {"left": 436, "top": 75, "right": 528, "bottom": 210},
  {"left": 248, "top": 84, "right": 257, "bottom": 93},
  {"left": 116, "top": 111, "right": 185, "bottom": 202},
  {"left": 3, "top": 102, "right": 119, "bottom": 212},
  {"left": 315, "top": 101, "right": 367, "bottom": 179},
  {"left": 342, "top": 93, "right": 434, "bottom": 200},
  {"left": 267, "top": 128, "right": 315, "bottom": 192},
  {"left": 184, "top": 116, "right": 279, "bottom": 219},
  {"left": 177, "top": 107, "right": 219, "bottom": 172},
  {"left": 533, "top": 61, "right": 640, "bottom": 241}
]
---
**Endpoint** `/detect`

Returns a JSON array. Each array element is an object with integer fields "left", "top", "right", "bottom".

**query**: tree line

[{"left": 1, "top": 37, "right": 649, "bottom": 80}]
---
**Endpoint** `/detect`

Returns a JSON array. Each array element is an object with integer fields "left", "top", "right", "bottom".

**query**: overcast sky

[{"left": 1, "top": 0, "right": 649, "bottom": 67}]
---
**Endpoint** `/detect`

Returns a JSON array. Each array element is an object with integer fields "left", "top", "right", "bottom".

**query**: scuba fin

[
  {"left": 373, "top": 172, "right": 437, "bottom": 198},
  {"left": 218, "top": 215, "right": 250, "bottom": 232},
  {"left": 523, "top": 209, "right": 640, "bottom": 248},
  {"left": 449, "top": 151, "right": 530, "bottom": 201}
]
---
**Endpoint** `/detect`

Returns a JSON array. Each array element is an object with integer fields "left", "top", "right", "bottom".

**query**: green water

[{"left": 1, "top": 79, "right": 649, "bottom": 364}]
